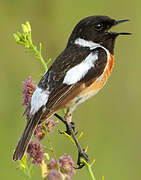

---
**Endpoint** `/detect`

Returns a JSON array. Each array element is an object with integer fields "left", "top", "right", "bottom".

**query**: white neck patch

[
  {"left": 75, "top": 38, "right": 101, "bottom": 49},
  {"left": 74, "top": 38, "right": 110, "bottom": 60}
]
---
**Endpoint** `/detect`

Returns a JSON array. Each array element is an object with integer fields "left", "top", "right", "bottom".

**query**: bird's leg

[
  {"left": 54, "top": 109, "right": 75, "bottom": 135},
  {"left": 66, "top": 121, "right": 89, "bottom": 169},
  {"left": 54, "top": 113, "right": 75, "bottom": 135},
  {"left": 54, "top": 109, "right": 89, "bottom": 169},
  {"left": 64, "top": 108, "right": 75, "bottom": 135}
]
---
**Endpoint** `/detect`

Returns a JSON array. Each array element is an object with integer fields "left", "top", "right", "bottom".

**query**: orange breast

[
  {"left": 80, "top": 53, "right": 114, "bottom": 97},
  {"left": 66, "top": 54, "right": 114, "bottom": 109},
  {"left": 92, "top": 53, "right": 114, "bottom": 90}
]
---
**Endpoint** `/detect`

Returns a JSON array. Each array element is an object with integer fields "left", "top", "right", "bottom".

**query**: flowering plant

[{"left": 13, "top": 22, "right": 104, "bottom": 180}]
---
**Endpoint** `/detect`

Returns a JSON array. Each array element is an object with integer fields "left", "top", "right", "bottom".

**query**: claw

[
  {"left": 70, "top": 122, "right": 75, "bottom": 132},
  {"left": 75, "top": 163, "right": 85, "bottom": 169},
  {"left": 75, "top": 149, "right": 89, "bottom": 169},
  {"left": 58, "top": 128, "right": 72, "bottom": 135},
  {"left": 58, "top": 129, "right": 65, "bottom": 134},
  {"left": 55, "top": 113, "right": 76, "bottom": 135},
  {"left": 65, "top": 121, "right": 76, "bottom": 135}
]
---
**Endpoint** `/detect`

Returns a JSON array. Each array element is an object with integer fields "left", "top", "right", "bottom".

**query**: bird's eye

[{"left": 95, "top": 23, "right": 104, "bottom": 31}]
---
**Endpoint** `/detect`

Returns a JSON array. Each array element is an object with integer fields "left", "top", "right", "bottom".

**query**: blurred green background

[{"left": 0, "top": 0, "right": 140, "bottom": 179}]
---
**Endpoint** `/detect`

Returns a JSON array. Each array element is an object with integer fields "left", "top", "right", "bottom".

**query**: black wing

[
  {"left": 38, "top": 45, "right": 91, "bottom": 90},
  {"left": 38, "top": 46, "right": 107, "bottom": 111}
]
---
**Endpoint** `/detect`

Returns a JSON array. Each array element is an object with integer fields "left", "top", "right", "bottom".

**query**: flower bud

[
  {"left": 27, "top": 141, "right": 44, "bottom": 164},
  {"left": 47, "top": 170, "right": 63, "bottom": 180},
  {"left": 26, "top": 21, "right": 31, "bottom": 32},
  {"left": 47, "top": 158, "right": 57, "bottom": 170},
  {"left": 59, "top": 154, "right": 75, "bottom": 175},
  {"left": 22, "top": 24, "right": 28, "bottom": 33}
]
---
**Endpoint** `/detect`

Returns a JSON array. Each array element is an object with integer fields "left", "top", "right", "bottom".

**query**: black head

[{"left": 67, "top": 15, "right": 131, "bottom": 54}]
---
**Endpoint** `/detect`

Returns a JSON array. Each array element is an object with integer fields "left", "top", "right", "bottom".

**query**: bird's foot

[
  {"left": 54, "top": 113, "right": 77, "bottom": 135},
  {"left": 75, "top": 149, "right": 89, "bottom": 169},
  {"left": 58, "top": 121, "right": 77, "bottom": 135}
]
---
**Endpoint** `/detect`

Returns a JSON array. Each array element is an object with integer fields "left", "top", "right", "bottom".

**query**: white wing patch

[
  {"left": 30, "top": 86, "right": 50, "bottom": 115},
  {"left": 63, "top": 52, "right": 98, "bottom": 85}
]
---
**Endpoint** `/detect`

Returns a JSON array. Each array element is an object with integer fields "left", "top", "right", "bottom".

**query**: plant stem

[
  {"left": 45, "top": 132, "right": 59, "bottom": 169},
  {"left": 82, "top": 159, "right": 96, "bottom": 180},
  {"left": 28, "top": 34, "right": 47, "bottom": 71}
]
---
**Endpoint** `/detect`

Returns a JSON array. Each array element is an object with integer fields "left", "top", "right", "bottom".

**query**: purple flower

[
  {"left": 46, "top": 120, "right": 59, "bottom": 134},
  {"left": 27, "top": 141, "right": 44, "bottom": 164},
  {"left": 47, "top": 155, "right": 75, "bottom": 180},
  {"left": 47, "top": 169, "right": 62, "bottom": 180},
  {"left": 22, "top": 77, "right": 35, "bottom": 106},
  {"left": 34, "top": 119, "right": 59, "bottom": 141},
  {"left": 34, "top": 125, "right": 45, "bottom": 141},
  {"left": 47, "top": 158, "right": 57, "bottom": 170},
  {"left": 59, "top": 154, "right": 75, "bottom": 176},
  {"left": 22, "top": 77, "right": 35, "bottom": 118}
]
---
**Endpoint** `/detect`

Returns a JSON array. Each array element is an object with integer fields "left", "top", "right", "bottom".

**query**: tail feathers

[{"left": 13, "top": 110, "right": 42, "bottom": 161}]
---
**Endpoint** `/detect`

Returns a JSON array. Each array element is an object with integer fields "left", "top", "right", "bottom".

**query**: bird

[{"left": 13, "top": 15, "right": 130, "bottom": 167}]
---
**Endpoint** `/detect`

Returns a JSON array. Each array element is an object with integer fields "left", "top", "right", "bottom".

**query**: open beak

[
  {"left": 112, "top": 19, "right": 131, "bottom": 36},
  {"left": 116, "top": 19, "right": 130, "bottom": 25}
]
